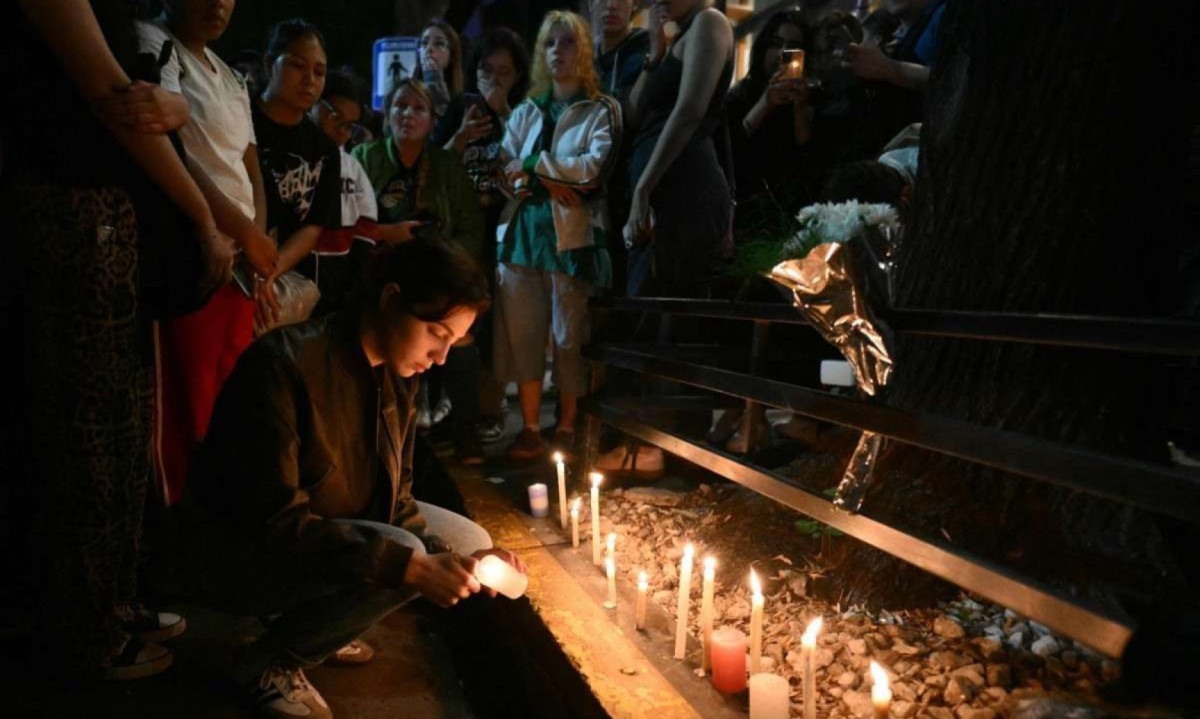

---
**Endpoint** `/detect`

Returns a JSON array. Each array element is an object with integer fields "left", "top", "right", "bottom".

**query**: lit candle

[
  {"left": 527, "top": 483, "right": 549, "bottom": 518},
  {"left": 590, "top": 472, "right": 603, "bottom": 566},
  {"left": 553, "top": 452, "right": 568, "bottom": 530},
  {"left": 474, "top": 555, "right": 528, "bottom": 599},
  {"left": 699, "top": 557, "right": 716, "bottom": 672},
  {"left": 635, "top": 570, "right": 648, "bottom": 630},
  {"left": 674, "top": 543, "right": 694, "bottom": 659},
  {"left": 802, "top": 617, "right": 823, "bottom": 719},
  {"left": 604, "top": 555, "right": 617, "bottom": 609},
  {"left": 570, "top": 497, "right": 581, "bottom": 549},
  {"left": 749, "top": 568, "right": 764, "bottom": 673},
  {"left": 870, "top": 660, "right": 891, "bottom": 719},
  {"left": 606, "top": 532, "right": 617, "bottom": 559},
  {"left": 749, "top": 673, "right": 789, "bottom": 719},
  {"left": 709, "top": 627, "right": 748, "bottom": 693}
]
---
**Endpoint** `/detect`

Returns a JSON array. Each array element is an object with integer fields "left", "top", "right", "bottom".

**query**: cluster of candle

[{"left": 550, "top": 457, "right": 893, "bottom": 718}]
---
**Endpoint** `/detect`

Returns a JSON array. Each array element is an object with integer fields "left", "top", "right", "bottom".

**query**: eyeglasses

[{"left": 319, "top": 98, "right": 366, "bottom": 142}]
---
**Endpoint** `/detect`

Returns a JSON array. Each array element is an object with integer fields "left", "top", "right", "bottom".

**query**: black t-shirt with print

[
  {"left": 432, "top": 94, "right": 505, "bottom": 205},
  {"left": 252, "top": 103, "right": 341, "bottom": 241}
]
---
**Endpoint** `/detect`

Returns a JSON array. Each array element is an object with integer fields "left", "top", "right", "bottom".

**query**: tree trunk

[{"left": 827, "top": 0, "right": 1198, "bottom": 612}]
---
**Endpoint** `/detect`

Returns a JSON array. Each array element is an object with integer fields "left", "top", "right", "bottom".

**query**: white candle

[
  {"left": 554, "top": 452, "right": 568, "bottom": 530},
  {"left": 674, "top": 543, "right": 694, "bottom": 660},
  {"left": 604, "top": 555, "right": 617, "bottom": 609},
  {"left": 570, "top": 497, "right": 581, "bottom": 549},
  {"left": 749, "top": 673, "right": 789, "bottom": 719},
  {"left": 749, "top": 568, "right": 764, "bottom": 673},
  {"left": 635, "top": 570, "right": 648, "bottom": 630},
  {"left": 606, "top": 532, "right": 617, "bottom": 559},
  {"left": 870, "top": 660, "right": 891, "bottom": 719},
  {"left": 527, "top": 483, "right": 549, "bottom": 518},
  {"left": 474, "top": 555, "right": 528, "bottom": 599},
  {"left": 590, "top": 472, "right": 603, "bottom": 566},
  {"left": 802, "top": 617, "right": 823, "bottom": 719},
  {"left": 699, "top": 557, "right": 716, "bottom": 672}
]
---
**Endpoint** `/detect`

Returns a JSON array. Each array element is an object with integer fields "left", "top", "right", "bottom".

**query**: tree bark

[{"left": 827, "top": 0, "right": 1198, "bottom": 612}]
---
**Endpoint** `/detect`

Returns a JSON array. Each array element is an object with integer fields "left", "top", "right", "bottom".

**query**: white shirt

[
  {"left": 340, "top": 150, "right": 377, "bottom": 230},
  {"left": 137, "top": 21, "right": 257, "bottom": 220}
]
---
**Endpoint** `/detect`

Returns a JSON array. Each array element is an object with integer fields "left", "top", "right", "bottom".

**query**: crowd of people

[{"left": 0, "top": 0, "right": 942, "bottom": 717}]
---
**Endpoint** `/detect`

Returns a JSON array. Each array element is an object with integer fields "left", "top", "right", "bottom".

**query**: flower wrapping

[{"left": 767, "top": 202, "right": 899, "bottom": 512}]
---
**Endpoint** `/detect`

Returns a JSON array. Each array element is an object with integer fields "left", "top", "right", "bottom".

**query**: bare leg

[{"left": 518, "top": 379, "right": 542, "bottom": 431}]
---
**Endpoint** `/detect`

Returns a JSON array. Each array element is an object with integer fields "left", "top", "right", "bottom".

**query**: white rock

[
  {"left": 1030, "top": 635, "right": 1061, "bottom": 658},
  {"left": 1006, "top": 632, "right": 1024, "bottom": 650}
]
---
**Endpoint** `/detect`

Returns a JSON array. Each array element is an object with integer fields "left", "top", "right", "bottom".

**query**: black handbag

[{"left": 130, "top": 38, "right": 216, "bottom": 319}]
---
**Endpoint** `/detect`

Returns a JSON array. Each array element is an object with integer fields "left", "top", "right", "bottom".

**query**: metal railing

[{"left": 581, "top": 297, "right": 1200, "bottom": 659}]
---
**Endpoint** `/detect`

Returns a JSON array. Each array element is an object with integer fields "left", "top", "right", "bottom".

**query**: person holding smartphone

[{"left": 725, "top": 9, "right": 814, "bottom": 205}]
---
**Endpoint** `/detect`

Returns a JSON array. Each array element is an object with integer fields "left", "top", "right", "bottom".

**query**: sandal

[
  {"left": 326, "top": 638, "right": 375, "bottom": 667},
  {"left": 594, "top": 442, "right": 665, "bottom": 480}
]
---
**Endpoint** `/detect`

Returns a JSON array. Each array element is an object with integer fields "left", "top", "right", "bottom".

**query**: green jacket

[{"left": 351, "top": 138, "right": 485, "bottom": 264}]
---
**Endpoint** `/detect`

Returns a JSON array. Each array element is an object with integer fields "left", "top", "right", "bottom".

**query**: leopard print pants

[{"left": 8, "top": 184, "right": 154, "bottom": 674}]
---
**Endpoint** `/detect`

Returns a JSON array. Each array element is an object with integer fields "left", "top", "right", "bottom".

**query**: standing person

[
  {"left": 623, "top": 0, "right": 734, "bottom": 299},
  {"left": 176, "top": 238, "right": 525, "bottom": 719},
  {"left": 593, "top": 0, "right": 650, "bottom": 296},
  {"left": 353, "top": 79, "right": 487, "bottom": 463},
  {"left": 253, "top": 19, "right": 342, "bottom": 334},
  {"left": 138, "top": 0, "right": 280, "bottom": 506},
  {"left": 494, "top": 11, "right": 621, "bottom": 460},
  {"left": 725, "top": 8, "right": 813, "bottom": 205},
  {"left": 419, "top": 19, "right": 465, "bottom": 119},
  {"left": 434, "top": 27, "right": 532, "bottom": 444},
  {"left": 2, "top": 0, "right": 232, "bottom": 680},
  {"left": 598, "top": 0, "right": 734, "bottom": 476}
]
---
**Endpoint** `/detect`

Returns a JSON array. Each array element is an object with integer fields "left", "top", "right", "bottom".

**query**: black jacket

[{"left": 186, "top": 313, "right": 424, "bottom": 589}]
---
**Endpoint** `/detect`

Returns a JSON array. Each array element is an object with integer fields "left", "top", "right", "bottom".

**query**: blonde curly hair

[{"left": 527, "top": 11, "right": 601, "bottom": 101}]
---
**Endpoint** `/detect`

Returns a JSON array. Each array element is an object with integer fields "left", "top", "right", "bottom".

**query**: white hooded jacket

[{"left": 496, "top": 93, "right": 622, "bottom": 253}]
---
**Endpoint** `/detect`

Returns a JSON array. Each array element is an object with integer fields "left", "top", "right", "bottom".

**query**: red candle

[{"left": 709, "top": 627, "right": 748, "bottom": 693}]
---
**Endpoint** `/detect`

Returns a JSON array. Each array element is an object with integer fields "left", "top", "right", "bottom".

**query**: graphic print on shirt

[
  {"left": 462, "top": 142, "right": 502, "bottom": 194},
  {"left": 378, "top": 171, "right": 417, "bottom": 213},
  {"left": 269, "top": 151, "right": 327, "bottom": 221}
]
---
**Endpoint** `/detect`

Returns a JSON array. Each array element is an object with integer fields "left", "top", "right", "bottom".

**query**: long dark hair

[
  {"left": 421, "top": 19, "right": 464, "bottom": 95},
  {"left": 745, "top": 8, "right": 808, "bottom": 89},
  {"left": 466, "top": 27, "right": 531, "bottom": 108}
]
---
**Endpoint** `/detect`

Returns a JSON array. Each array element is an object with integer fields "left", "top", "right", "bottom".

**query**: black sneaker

[
  {"left": 249, "top": 666, "right": 332, "bottom": 719},
  {"left": 116, "top": 603, "right": 187, "bottom": 643},
  {"left": 102, "top": 635, "right": 173, "bottom": 681}
]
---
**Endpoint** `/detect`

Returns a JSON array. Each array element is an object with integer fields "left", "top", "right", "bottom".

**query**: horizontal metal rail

[
  {"left": 590, "top": 297, "right": 1200, "bottom": 356},
  {"left": 584, "top": 345, "right": 1200, "bottom": 523},
  {"left": 582, "top": 398, "right": 1134, "bottom": 658}
]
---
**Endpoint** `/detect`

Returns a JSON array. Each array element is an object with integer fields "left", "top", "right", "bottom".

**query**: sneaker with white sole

[
  {"left": 102, "top": 635, "right": 173, "bottom": 681},
  {"left": 249, "top": 666, "right": 332, "bottom": 719},
  {"left": 116, "top": 603, "right": 187, "bottom": 643}
]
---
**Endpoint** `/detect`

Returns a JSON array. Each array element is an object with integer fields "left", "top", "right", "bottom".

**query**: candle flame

[
  {"left": 638, "top": 570, "right": 648, "bottom": 589},
  {"left": 552, "top": 451, "right": 564, "bottom": 464},
  {"left": 607, "top": 533, "right": 617, "bottom": 553},
  {"left": 802, "top": 617, "right": 823, "bottom": 647},
  {"left": 571, "top": 497, "right": 581, "bottom": 515},
  {"left": 589, "top": 471, "right": 603, "bottom": 487},
  {"left": 703, "top": 556, "right": 717, "bottom": 575},
  {"left": 749, "top": 568, "right": 762, "bottom": 598},
  {"left": 606, "top": 555, "right": 615, "bottom": 572},
  {"left": 869, "top": 660, "right": 891, "bottom": 701},
  {"left": 683, "top": 543, "right": 694, "bottom": 560}
]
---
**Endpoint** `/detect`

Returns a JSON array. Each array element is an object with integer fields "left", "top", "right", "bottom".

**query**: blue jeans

[{"left": 203, "top": 502, "right": 492, "bottom": 682}]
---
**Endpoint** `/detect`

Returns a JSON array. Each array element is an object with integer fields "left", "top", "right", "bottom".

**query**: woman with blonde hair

[{"left": 494, "top": 10, "right": 622, "bottom": 460}]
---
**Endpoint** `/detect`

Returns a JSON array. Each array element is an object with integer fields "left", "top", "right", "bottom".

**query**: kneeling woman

[
  {"left": 495, "top": 11, "right": 621, "bottom": 460},
  {"left": 178, "top": 239, "right": 523, "bottom": 719}
]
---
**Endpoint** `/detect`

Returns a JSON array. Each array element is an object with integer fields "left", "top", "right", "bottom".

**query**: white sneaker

[{"left": 250, "top": 666, "right": 332, "bottom": 719}]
